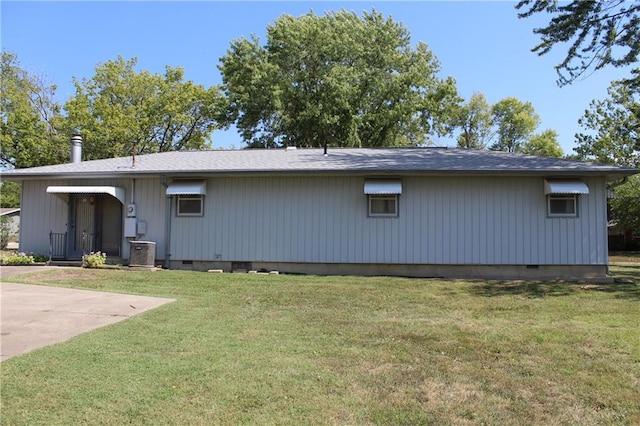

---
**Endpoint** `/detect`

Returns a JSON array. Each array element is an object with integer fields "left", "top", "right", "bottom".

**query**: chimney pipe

[{"left": 71, "top": 134, "right": 82, "bottom": 163}]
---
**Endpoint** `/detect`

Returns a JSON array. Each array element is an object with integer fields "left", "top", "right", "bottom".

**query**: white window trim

[
  {"left": 547, "top": 194, "right": 578, "bottom": 218},
  {"left": 368, "top": 194, "right": 399, "bottom": 218},
  {"left": 177, "top": 195, "right": 204, "bottom": 217}
]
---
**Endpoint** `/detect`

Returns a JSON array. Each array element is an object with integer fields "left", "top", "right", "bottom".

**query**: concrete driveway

[
  {"left": 0, "top": 264, "right": 56, "bottom": 279},
  {"left": 0, "top": 266, "right": 175, "bottom": 361}
]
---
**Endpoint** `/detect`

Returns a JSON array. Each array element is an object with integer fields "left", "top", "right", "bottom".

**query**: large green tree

[
  {"left": 516, "top": 0, "right": 640, "bottom": 86},
  {"left": 610, "top": 174, "right": 640, "bottom": 235},
  {"left": 489, "top": 97, "right": 540, "bottom": 153},
  {"left": 1, "top": 51, "right": 68, "bottom": 169},
  {"left": 575, "top": 78, "right": 639, "bottom": 167},
  {"left": 65, "top": 56, "right": 225, "bottom": 160},
  {"left": 521, "top": 129, "right": 563, "bottom": 157},
  {"left": 576, "top": 77, "right": 639, "bottom": 233},
  {"left": 455, "top": 92, "right": 493, "bottom": 149},
  {"left": 0, "top": 181, "right": 21, "bottom": 207},
  {"left": 219, "top": 10, "right": 461, "bottom": 148}
]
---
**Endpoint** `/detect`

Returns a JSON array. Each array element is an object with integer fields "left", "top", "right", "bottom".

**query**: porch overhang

[{"left": 46, "top": 186, "right": 126, "bottom": 204}]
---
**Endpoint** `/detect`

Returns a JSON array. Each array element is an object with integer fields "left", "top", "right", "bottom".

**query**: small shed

[{"left": 0, "top": 208, "right": 21, "bottom": 248}]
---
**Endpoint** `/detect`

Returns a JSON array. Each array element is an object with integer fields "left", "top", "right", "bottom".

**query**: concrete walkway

[{"left": 0, "top": 266, "right": 175, "bottom": 361}]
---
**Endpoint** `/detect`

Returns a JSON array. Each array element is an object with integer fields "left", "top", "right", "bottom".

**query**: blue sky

[{"left": 1, "top": 1, "right": 631, "bottom": 154}]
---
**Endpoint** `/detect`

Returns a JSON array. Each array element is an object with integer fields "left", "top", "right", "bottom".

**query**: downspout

[
  {"left": 160, "top": 175, "right": 172, "bottom": 269},
  {"left": 127, "top": 178, "right": 136, "bottom": 259}
]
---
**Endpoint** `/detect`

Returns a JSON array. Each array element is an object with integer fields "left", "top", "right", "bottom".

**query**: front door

[
  {"left": 98, "top": 194, "right": 122, "bottom": 257},
  {"left": 68, "top": 194, "right": 96, "bottom": 258},
  {"left": 67, "top": 193, "right": 123, "bottom": 259}
]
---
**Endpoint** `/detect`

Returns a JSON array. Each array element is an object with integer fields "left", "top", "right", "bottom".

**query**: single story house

[{"left": 2, "top": 138, "right": 637, "bottom": 280}]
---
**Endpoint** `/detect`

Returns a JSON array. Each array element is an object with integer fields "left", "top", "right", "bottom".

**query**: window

[
  {"left": 177, "top": 195, "right": 203, "bottom": 216},
  {"left": 364, "top": 179, "right": 402, "bottom": 218},
  {"left": 547, "top": 195, "right": 577, "bottom": 217},
  {"left": 369, "top": 195, "right": 398, "bottom": 217},
  {"left": 544, "top": 179, "right": 587, "bottom": 218}
]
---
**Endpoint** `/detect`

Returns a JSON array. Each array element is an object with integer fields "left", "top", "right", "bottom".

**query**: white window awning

[
  {"left": 544, "top": 179, "right": 589, "bottom": 195},
  {"left": 46, "top": 186, "right": 126, "bottom": 204},
  {"left": 364, "top": 179, "right": 402, "bottom": 195},
  {"left": 166, "top": 180, "right": 207, "bottom": 196}
]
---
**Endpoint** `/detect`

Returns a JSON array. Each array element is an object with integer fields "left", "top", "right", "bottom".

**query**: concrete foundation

[{"left": 168, "top": 260, "right": 610, "bottom": 282}]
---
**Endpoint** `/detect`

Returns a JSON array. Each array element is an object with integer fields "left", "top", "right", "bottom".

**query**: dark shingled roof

[{"left": 1, "top": 147, "right": 637, "bottom": 179}]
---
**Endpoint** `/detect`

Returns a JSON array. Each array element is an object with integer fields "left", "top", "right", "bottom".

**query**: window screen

[
  {"left": 177, "top": 195, "right": 203, "bottom": 216},
  {"left": 369, "top": 195, "right": 398, "bottom": 217},
  {"left": 548, "top": 195, "right": 577, "bottom": 217}
]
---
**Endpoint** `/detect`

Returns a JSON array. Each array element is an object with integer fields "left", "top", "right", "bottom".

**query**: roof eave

[{"left": 2, "top": 167, "right": 637, "bottom": 181}]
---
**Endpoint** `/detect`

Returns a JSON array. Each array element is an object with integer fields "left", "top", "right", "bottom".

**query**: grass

[
  {"left": 1, "top": 268, "right": 639, "bottom": 425},
  {"left": 610, "top": 251, "right": 640, "bottom": 263}
]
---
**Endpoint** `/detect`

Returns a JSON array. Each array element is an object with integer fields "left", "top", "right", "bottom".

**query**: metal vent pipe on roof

[{"left": 71, "top": 134, "right": 82, "bottom": 163}]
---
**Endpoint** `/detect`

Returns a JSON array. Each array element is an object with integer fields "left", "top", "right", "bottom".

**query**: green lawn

[{"left": 2, "top": 267, "right": 639, "bottom": 425}]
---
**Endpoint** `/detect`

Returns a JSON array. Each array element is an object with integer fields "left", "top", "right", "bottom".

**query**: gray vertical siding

[
  {"left": 127, "top": 178, "right": 166, "bottom": 260},
  {"left": 19, "top": 180, "right": 70, "bottom": 256},
  {"left": 169, "top": 175, "right": 608, "bottom": 265},
  {"left": 17, "top": 174, "right": 608, "bottom": 265}
]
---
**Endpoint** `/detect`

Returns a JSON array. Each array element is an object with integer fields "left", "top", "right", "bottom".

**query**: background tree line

[
  {"left": 454, "top": 93, "right": 563, "bottom": 157},
  {"left": 1, "top": 9, "right": 564, "bottom": 173},
  {"left": 2, "top": 4, "right": 639, "bottom": 234}
]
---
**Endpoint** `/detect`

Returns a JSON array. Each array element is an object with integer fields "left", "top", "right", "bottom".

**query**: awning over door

[
  {"left": 544, "top": 179, "right": 589, "bottom": 195},
  {"left": 166, "top": 180, "right": 207, "bottom": 195},
  {"left": 364, "top": 179, "right": 402, "bottom": 195},
  {"left": 46, "top": 186, "right": 126, "bottom": 204}
]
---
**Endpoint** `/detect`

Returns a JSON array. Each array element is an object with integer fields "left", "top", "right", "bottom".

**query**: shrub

[
  {"left": 30, "top": 253, "right": 49, "bottom": 263},
  {"left": 83, "top": 251, "right": 107, "bottom": 268},
  {"left": 0, "top": 216, "right": 11, "bottom": 250},
  {"left": 2, "top": 252, "right": 35, "bottom": 265}
]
